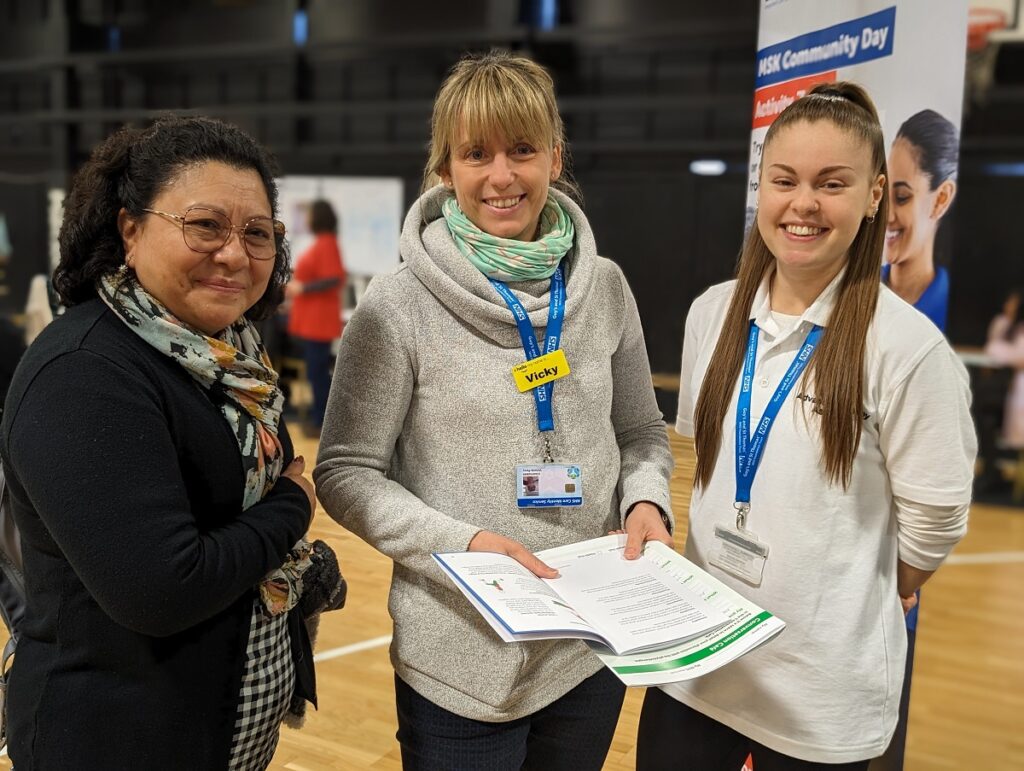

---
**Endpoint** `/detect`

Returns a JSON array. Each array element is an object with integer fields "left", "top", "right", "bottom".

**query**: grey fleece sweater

[{"left": 314, "top": 185, "right": 673, "bottom": 721}]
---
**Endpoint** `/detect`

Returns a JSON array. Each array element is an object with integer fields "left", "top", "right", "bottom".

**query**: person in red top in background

[{"left": 287, "top": 200, "right": 346, "bottom": 433}]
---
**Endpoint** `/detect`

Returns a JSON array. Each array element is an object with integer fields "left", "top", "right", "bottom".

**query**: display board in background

[
  {"left": 276, "top": 176, "right": 403, "bottom": 279},
  {"left": 48, "top": 189, "right": 63, "bottom": 274},
  {"left": 0, "top": 183, "right": 52, "bottom": 316}
]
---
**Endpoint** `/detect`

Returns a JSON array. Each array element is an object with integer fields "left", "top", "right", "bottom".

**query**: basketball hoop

[
  {"left": 966, "top": 8, "right": 1009, "bottom": 110},
  {"left": 968, "top": 8, "right": 1008, "bottom": 50}
]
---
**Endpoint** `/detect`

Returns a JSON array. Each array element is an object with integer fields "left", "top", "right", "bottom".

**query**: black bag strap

[
  {"left": 0, "top": 459, "right": 24, "bottom": 641},
  {"left": 0, "top": 457, "right": 21, "bottom": 751}
]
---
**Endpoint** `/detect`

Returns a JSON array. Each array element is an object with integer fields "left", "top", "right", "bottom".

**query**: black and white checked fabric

[{"left": 227, "top": 599, "right": 295, "bottom": 771}]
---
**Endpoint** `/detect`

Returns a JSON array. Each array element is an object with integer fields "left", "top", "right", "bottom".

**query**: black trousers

[
  {"left": 394, "top": 667, "right": 625, "bottom": 771},
  {"left": 637, "top": 686, "right": 873, "bottom": 771},
  {"left": 867, "top": 620, "right": 916, "bottom": 771}
]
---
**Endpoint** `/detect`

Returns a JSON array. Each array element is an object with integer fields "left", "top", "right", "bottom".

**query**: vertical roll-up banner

[
  {"left": 748, "top": 1, "right": 967, "bottom": 330},
  {"left": 746, "top": 2, "right": 968, "bottom": 769},
  {"left": 749, "top": 2, "right": 968, "bottom": 220}
]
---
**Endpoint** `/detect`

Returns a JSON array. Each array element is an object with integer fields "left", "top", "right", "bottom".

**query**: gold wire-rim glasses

[{"left": 142, "top": 206, "right": 286, "bottom": 261}]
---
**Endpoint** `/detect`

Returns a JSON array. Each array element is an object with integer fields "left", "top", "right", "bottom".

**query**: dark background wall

[{"left": 0, "top": 0, "right": 1021, "bottom": 371}]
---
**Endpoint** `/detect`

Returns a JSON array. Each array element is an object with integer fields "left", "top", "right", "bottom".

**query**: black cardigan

[
  {"left": 0, "top": 317, "right": 26, "bottom": 408},
  {"left": 0, "top": 299, "right": 314, "bottom": 770}
]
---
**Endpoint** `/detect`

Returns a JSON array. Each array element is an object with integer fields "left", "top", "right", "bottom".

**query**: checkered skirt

[{"left": 227, "top": 599, "right": 295, "bottom": 770}]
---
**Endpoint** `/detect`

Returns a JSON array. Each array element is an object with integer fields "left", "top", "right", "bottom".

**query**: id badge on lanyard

[
  {"left": 710, "top": 523, "right": 770, "bottom": 585},
  {"left": 515, "top": 463, "right": 582, "bottom": 508},
  {"left": 712, "top": 320, "right": 822, "bottom": 585},
  {"left": 491, "top": 265, "right": 583, "bottom": 509}
]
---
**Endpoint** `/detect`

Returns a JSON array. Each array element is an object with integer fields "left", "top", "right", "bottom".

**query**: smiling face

[
  {"left": 119, "top": 160, "right": 276, "bottom": 335},
  {"left": 441, "top": 131, "right": 563, "bottom": 242},
  {"left": 884, "top": 137, "right": 955, "bottom": 267},
  {"left": 757, "top": 119, "right": 884, "bottom": 284}
]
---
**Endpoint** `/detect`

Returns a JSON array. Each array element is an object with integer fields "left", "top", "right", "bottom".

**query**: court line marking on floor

[
  {"left": 314, "top": 634, "right": 392, "bottom": 662},
  {"left": 0, "top": 640, "right": 390, "bottom": 758},
  {"left": 6, "top": 551, "right": 1020, "bottom": 720},
  {"left": 308, "top": 553, "right": 1024, "bottom": 661},
  {"left": 946, "top": 550, "right": 1024, "bottom": 566}
]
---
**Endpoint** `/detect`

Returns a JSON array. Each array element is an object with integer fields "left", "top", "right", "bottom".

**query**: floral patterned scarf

[{"left": 98, "top": 268, "right": 311, "bottom": 616}]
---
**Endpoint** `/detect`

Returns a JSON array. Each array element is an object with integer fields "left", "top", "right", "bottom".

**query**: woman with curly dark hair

[{"left": 0, "top": 115, "right": 344, "bottom": 770}]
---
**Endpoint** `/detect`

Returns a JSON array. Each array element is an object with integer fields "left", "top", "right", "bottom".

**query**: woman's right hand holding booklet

[
  {"left": 468, "top": 530, "right": 560, "bottom": 579},
  {"left": 609, "top": 501, "right": 674, "bottom": 559}
]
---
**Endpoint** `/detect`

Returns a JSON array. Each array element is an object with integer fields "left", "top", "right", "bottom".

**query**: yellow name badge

[{"left": 512, "top": 349, "right": 570, "bottom": 393}]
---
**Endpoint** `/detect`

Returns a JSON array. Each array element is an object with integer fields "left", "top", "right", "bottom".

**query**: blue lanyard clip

[{"left": 734, "top": 501, "right": 750, "bottom": 530}]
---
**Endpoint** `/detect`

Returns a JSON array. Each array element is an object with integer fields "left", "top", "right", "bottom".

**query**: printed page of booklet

[
  {"left": 589, "top": 540, "right": 787, "bottom": 686},
  {"left": 433, "top": 534, "right": 734, "bottom": 656}
]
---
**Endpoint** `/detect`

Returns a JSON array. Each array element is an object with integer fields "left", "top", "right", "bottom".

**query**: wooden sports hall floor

[{"left": 2, "top": 430, "right": 1022, "bottom": 769}]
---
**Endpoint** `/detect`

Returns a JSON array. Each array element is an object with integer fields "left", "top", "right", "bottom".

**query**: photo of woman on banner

[{"left": 882, "top": 108, "right": 959, "bottom": 332}]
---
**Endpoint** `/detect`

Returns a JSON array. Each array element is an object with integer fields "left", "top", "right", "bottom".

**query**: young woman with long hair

[{"left": 637, "top": 83, "right": 976, "bottom": 769}]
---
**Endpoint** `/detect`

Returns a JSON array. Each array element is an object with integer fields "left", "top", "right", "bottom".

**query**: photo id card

[
  {"left": 709, "top": 524, "right": 769, "bottom": 586},
  {"left": 515, "top": 464, "right": 583, "bottom": 508}
]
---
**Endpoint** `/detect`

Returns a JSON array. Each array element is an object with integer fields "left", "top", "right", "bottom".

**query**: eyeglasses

[{"left": 142, "top": 207, "right": 286, "bottom": 261}]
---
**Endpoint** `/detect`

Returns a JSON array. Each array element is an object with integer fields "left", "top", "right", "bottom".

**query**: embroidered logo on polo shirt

[{"left": 796, "top": 393, "right": 871, "bottom": 421}]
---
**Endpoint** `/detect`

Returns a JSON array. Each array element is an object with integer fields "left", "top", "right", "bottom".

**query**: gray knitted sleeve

[
  {"left": 607, "top": 263, "right": 675, "bottom": 528},
  {"left": 313, "top": 276, "right": 481, "bottom": 585}
]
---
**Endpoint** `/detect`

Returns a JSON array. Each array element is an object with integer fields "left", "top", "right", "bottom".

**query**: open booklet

[{"left": 433, "top": 534, "right": 785, "bottom": 686}]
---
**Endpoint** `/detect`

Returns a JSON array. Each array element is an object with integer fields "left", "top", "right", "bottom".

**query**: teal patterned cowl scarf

[{"left": 442, "top": 193, "right": 575, "bottom": 281}]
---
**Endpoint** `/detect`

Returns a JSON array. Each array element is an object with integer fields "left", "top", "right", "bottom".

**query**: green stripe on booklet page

[{"left": 613, "top": 611, "right": 773, "bottom": 674}]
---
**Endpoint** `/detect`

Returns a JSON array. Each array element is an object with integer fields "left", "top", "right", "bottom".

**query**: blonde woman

[
  {"left": 315, "top": 51, "right": 673, "bottom": 769},
  {"left": 638, "top": 84, "right": 976, "bottom": 768}
]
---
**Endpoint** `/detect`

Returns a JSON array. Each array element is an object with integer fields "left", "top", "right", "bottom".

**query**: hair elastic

[{"left": 809, "top": 92, "right": 847, "bottom": 103}]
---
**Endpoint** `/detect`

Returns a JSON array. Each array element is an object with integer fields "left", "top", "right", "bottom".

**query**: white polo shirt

[{"left": 665, "top": 271, "right": 976, "bottom": 763}]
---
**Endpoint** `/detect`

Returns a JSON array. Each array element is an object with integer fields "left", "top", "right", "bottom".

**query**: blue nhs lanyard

[
  {"left": 489, "top": 264, "right": 565, "bottom": 433},
  {"left": 735, "top": 319, "right": 823, "bottom": 525}
]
